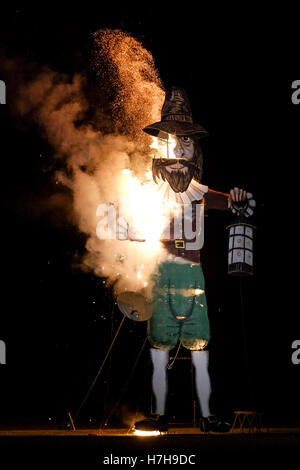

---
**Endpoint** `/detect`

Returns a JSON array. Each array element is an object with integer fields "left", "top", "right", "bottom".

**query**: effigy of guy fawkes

[{"left": 116, "top": 87, "right": 255, "bottom": 434}]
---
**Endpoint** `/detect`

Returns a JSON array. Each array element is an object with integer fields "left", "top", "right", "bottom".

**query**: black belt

[{"left": 162, "top": 239, "right": 186, "bottom": 249}]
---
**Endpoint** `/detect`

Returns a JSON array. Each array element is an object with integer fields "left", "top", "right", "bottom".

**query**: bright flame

[
  {"left": 122, "top": 169, "right": 132, "bottom": 176},
  {"left": 133, "top": 429, "right": 161, "bottom": 437},
  {"left": 150, "top": 135, "right": 177, "bottom": 159},
  {"left": 119, "top": 169, "right": 176, "bottom": 251}
]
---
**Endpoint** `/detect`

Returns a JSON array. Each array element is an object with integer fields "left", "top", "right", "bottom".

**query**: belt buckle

[{"left": 175, "top": 239, "right": 185, "bottom": 249}]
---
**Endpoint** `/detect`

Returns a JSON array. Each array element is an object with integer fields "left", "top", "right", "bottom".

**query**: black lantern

[{"left": 227, "top": 194, "right": 256, "bottom": 277}]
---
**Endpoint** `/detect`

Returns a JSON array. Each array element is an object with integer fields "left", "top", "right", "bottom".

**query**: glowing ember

[
  {"left": 92, "top": 29, "right": 164, "bottom": 138},
  {"left": 194, "top": 288, "right": 205, "bottom": 296},
  {"left": 150, "top": 135, "right": 177, "bottom": 159},
  {"left": 164, "top": 288, "right": 205, "bottom": 297}
]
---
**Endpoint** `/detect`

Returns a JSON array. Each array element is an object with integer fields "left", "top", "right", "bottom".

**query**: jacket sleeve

[{"left": 204, "top": 188, "right": 230, "bottom": 211}]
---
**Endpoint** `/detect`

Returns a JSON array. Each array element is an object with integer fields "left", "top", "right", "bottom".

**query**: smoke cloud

[{"left": 2, "top": 29, "right": 166, "bottom": 296}]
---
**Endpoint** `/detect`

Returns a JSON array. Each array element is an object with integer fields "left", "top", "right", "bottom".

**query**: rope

[
  {"left": 100, "top": 335, "right": 149, "bottom": 430},
  {"left": 167, "top": 341, "right": 181, "bottom": 370},
  {"left": 73, "top": 315, "right": 126, "bottom": 422},
  {"left": 99, "top": 293, "right": 115, "bottom": 429}
]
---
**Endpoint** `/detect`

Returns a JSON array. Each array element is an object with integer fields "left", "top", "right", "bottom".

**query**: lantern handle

[{"left": 231, "top": 192, "right": 256, "bottom": 218}]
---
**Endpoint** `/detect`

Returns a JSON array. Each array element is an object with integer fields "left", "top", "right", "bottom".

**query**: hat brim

[{"left": 143, "top": 120, "right": 208, "bottom": 139}]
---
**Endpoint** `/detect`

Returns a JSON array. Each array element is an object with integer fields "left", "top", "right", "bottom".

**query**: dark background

[{"left": 0, "top": 6, "right": 298, "bottom": 428}]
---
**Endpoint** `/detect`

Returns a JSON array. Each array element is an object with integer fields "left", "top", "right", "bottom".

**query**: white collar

[{"left": 143, "top": 178, "right": 208, "bottom": 204}]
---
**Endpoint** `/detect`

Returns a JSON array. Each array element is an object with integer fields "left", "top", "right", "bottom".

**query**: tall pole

[{"left": 239, "top": 277, "right": 254, "bottom": 408}]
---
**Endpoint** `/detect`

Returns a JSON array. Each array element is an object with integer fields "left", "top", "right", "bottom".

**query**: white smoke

[{"left": 2, "top": 29, "right": 166, "bottom": 297}]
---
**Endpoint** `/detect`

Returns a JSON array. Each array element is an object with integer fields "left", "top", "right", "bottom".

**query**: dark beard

[{"left": 160, "top": 166, "right": 194, "bottom": 193}]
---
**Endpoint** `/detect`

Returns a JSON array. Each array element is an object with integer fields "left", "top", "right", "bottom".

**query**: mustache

[
  {"left": 153, "top": 158, "right": 197, "bottom": 169},
  {"left": 152, "top": 158, "right": 197, "bottom": 184}
]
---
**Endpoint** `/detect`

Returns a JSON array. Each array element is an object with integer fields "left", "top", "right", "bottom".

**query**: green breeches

[{"left": 148, "top": 262, "right": 210, "bottom": 351}]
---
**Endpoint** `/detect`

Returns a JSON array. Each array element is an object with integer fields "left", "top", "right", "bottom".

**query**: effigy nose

[{"left": 174, "top": 141, "right": 184, "bottom": 158}]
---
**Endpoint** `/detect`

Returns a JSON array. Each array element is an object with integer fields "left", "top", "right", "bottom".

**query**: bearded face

[{"left": 152, "top": 136, "right": 203, "bottom": 193}]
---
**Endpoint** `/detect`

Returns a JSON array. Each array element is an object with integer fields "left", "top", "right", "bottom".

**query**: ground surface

[{"left": 0, "top": 427, "right": 299, "bottom": 467}]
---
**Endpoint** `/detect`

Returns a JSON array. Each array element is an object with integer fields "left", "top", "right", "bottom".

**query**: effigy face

[
  {"left": 162, "top": 136, "right": 195, "bottom": 192},
  {"left": 165, "top": 136, "right": 195, "bottom": 173},
  {"left": 152, "top": 135, "right": 203, "bottom": 193}
]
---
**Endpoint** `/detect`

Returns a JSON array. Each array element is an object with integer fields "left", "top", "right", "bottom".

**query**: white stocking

[
  {"left": 150, "top": 348, "right": 169, "bottom": 415},
  {"left": 191, "top": 350, "right": 211, "bottom": 417}
]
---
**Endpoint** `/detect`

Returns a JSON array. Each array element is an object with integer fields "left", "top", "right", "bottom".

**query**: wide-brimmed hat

[{"left": 143, "top": 86, "right": 208, "bottom": 139}]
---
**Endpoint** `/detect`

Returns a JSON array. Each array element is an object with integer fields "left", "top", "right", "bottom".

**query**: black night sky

[{"left": 0, "top": 5, "right": 299, "bottom": 431}]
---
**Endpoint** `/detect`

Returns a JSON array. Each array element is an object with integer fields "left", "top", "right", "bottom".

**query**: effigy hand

[{"left": 228, "top": 187, "right": 256, "bottom": 217}]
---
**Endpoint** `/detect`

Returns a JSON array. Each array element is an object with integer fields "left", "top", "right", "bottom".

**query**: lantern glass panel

[
  {"left": 235, "top": 226, "right": 244, "bottom": 235},
  {"left": 245, "top": 238, "right": 253, "bottom": 250},
  {"left": 245, "top": 250, "right": 253, "bottom": 266},
  {"left": 234, "top": 235, "right": 245, "bottom": 248},
  {"left": 245, "top": 226, "right": 253, "bottom": 238},
  {"left": 233, "top": 249, "right": 244, "bottom": 263}
]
